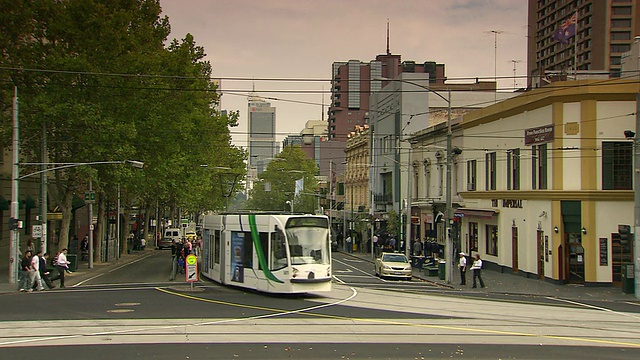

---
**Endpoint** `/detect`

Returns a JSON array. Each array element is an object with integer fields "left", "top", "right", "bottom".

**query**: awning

[{"left": 454, "top": 208, "right": 498, "bottom": 219}]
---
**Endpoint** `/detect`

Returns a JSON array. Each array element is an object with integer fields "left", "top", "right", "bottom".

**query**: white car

[{"left": 374, "top": 252, "right": 412, "bottom": 280}]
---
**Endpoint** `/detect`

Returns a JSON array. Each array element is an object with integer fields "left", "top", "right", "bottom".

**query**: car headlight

[{"left": 383, "top": 264, "right": 392, "bottom": 270}]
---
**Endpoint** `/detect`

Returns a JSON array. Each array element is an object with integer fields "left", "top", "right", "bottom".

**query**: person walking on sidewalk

[
  {"left": 40, "top": 252, "right": 55, "bottom": 289},
  {"left": 56, "top": 248, "right": 71, "bottom": 288},
  {"left": 18, "top": 250, "right": 33, "bottom": 292},
  {"left": 29, "top": 250, "right": 45, "bottom": 291},
  {"left": 470, "top": 254, "right": 485, "bottom": 288},
  {"left": 458, "top": 252, "right": 467, "bottom": 286}
]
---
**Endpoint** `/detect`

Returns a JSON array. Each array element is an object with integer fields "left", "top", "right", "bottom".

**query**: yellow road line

[{"left": 156, "top": 287, "right": 640, "bottom": 348}]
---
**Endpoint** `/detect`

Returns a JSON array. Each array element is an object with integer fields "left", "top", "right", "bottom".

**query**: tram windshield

[{"left": 285, "top": 218, "right": 330, "bottom": 265}]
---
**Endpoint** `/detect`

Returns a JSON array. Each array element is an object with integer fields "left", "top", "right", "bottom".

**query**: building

[
  {"left": 328, "top": 54, "right": 445, "bottom": 142},
  {"left": 527, "top": 0, "right": 640, "bottom": 87},
  {"left": 282, "top": 120, "right": 328, "bottom": 173},
  {"left": 452, "top": 78, "right": 636, "bottom": 287},
  {"left": 369, "top": 73, "right": 513, "bottom": 250},
  {"left": 247, "top": 93, "right": 276, "bottom": 191}
]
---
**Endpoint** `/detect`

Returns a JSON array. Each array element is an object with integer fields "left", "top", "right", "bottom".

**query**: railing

[{"left": 374, "top": 193, "right": 393, "bottom": 204}]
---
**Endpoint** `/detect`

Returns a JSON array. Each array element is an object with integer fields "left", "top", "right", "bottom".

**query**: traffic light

[{"left": 9, "top": 218, "right": 23, "bottom": 230}]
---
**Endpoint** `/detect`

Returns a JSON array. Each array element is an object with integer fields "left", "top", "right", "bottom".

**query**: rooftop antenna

[
  {"left": 386, "top": 18, "right": 390, "bottom": 55},
  {"left": 485, "top": 30, "right": 504, "bottom": 102}
]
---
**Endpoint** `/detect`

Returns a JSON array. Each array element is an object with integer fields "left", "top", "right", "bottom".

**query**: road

[{"left": 0, "top": 250, "right": 639, "bottom": 359}]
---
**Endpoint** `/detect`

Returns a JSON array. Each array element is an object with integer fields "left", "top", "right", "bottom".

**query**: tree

[
  {"left": 248, "top": 146, "right": 318, "bottom": 213},
  {"left": 0, "top": 0, "right": 244, "bottom": 258}
]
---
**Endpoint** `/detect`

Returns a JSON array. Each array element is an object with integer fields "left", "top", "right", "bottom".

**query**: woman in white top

[{"left": 470, "top": 254, "right": 485, "bottom": 288}]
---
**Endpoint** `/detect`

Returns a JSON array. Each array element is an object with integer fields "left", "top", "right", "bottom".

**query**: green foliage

[
  {"left": 386, "top": 209, "right": 400, "bottom": 237},
  {"left": 0, "top": 0, "right": 244, "bottom": 247},
  {"left": 248, "top": 146, "right": 319, "bottom": 213}
]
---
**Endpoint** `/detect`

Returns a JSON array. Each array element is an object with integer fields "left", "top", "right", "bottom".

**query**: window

[
  {"left": 532, "top": 144, "right": 548, "bottom": 189},
  {"left": 270, "top": 228, "right": 287, "bottom": 270},
  {"left": 466, "top": 160, "right": 477, "bottom": 191},
  {"left": 507, "top": 149, "right": 520, "bottom": 190},
  {"left": 469, "top": 222, "right": 478, "bottom": 252},
  {"left": 214, "top": 230, "right": 221, "bottom": 264},
  {"left": 486, "top": 224, "right": 498, "bottom": 256},
  {"left": 485, "top": 152, "right": 496, "bottom": 190},
  {"left": 602, "top": 142, "right": 632, "bottom": 190}
]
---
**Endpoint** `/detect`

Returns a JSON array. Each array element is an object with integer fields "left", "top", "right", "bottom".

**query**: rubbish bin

[
  {"left": 621, "top": 263, "right": 635, "bottom": 294},
  {"left": 67, "top": 254, "right": 77, "bottom": 272},
  {"left": 438, "top": 260, "right": 446, "bottom": 280}
]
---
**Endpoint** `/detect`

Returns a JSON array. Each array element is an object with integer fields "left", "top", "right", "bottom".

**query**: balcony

[{"left": 374, "top": 193, "right": 393, "bottom": 205}]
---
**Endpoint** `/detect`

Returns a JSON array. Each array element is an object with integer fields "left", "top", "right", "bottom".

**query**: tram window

[
  {"left": 270, "top": 229, "right": 287, "bottom": 270},
  {"left": 258, "top": 232, "right": 268, "bottom": 270},
  {"left": 214, "top": 230, "right": 221, "bottom": 265},
  {"left": 243, "top": 233, "right": 253, "bottom": 268}
]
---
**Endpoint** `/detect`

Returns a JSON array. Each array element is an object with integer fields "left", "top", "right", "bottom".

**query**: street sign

[
  {"left": 84, "top": 191, "right": 96, "bottom": 203},
  {"left": 185, "top": 254, "right": 198, "bottom": 282},
  {"left": 32, "top": 225, "right": 43, "bottom": 238}
]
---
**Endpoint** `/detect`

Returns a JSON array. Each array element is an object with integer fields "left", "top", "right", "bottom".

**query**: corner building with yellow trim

[{"left": 454, "top": 79, "right": 636, "bottom": 286}]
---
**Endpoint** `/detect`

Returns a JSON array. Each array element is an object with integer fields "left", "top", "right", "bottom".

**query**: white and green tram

[{"left": 199, "top": 213, "right": 332, "bottom": 294}]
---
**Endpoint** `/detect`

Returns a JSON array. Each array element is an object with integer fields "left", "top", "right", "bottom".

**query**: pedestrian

[
  {"left": 56, "top": 248, "right": 71, "bottom": 288},
  {"left": 345, "top": 234, "right": 352, "bottom": 253},
  {"left": 80, "top": 236, "right": 89, "bottom": 261},
  {"left": 372, "top": 234, "right": 379, "bottom": 256},
  {"left": 458, "top": 252, "right": 467, "bottom": 285},
  {"left": 25, "top": 238, "right": 35, "bottom": 254},
  {"left": 18, "top": 250, "right": 33, "bottom": 292},
  {"left": 412, "top": 239, "right": 423, "bottom": 256},
  {"left": 470, "top": 254, "right": 485, "bottom": 288},
  {"left": 140, "top": 237, "right": 146, "bottom": 251},
  {"left": 388, "top": 236, "right": 396, "bottom": 251},
  {"left": 29, "top": 249, "right": 45, "bottom": 291},
  {"left": 40, "top": 252, "right": 55, "bottom": 289}
]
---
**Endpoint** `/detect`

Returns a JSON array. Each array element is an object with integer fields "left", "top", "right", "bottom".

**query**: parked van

[{"left": 164, "top": 228, "right": 182, "bottom": 242}]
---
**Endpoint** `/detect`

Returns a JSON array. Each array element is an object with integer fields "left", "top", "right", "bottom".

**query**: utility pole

[
  {"left": 9, "top": 86, "right": 19, "bottom": 284},
  {"left": 445, "top": 89, "right": 454, "bottom": 284},
  {"left": 635, "top": 94, "right": 640, "bottom": 299},
  {"left": 88, "top": 178, "right": 94, "bottom": 269},
  {"left": 41, "top": 120, "right": 47, "bottom": 255}
]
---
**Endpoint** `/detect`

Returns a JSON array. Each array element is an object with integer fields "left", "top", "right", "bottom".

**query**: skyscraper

[
  {"left": 248, "top": 93, "right": 276, "bottom": 167},
  {"left": 527, "top": 0, "right": 640, "bottom": 87},
  {"left": 328, "top": 54, "right": 445, "bottom": 142}
]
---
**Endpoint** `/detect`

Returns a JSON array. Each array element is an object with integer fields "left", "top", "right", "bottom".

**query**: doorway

[
  {"left": 511, "top": 226, "right": 518, "bottom": 272},
  {"left": 537, "top": 230, "right": 544, "bottom": 279}
]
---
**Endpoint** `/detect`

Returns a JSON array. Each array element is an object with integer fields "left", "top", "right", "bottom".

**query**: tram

[{"left": 199, "top": 213, "right": 332, "bottom": 294}]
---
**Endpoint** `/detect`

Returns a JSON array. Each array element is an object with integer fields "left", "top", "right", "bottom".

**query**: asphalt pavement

[
  {"left": 0, "top": 250, "right": 154, "bottom": 295},
  {"left": 344, "top": 250, "right": 639, "bottom": 302},
  {"left": 2, "top": 248, "right": 639, "bottom": 303}
]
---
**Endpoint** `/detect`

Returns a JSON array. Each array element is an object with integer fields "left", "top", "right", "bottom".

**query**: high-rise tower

[{"left": 527, "top": 0, "right": 640, "bottom": 87}]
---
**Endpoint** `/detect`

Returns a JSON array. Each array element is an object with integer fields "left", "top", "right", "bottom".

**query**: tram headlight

[
  {"left": 292, "top": 267, "right": 299, "bottom": 278},
  {"left": 326, "top": 266, "right": 331, "bottom": 277}
]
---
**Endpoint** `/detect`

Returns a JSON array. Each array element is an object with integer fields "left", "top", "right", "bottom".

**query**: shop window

[
  {"left": 486, "top": 224, "right": 498, "bottom": 256},
  {"left": 469, "top": 222, "right": 478, "bottom": 252}
]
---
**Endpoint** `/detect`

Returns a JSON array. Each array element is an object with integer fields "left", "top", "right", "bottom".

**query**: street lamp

[{"left": 375, "top": 76, "right": 454, "bottom": 283}]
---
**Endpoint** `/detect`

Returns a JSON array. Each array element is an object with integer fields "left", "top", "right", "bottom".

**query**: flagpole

[{"left": 574, "top": 10, "right": 579, "bottom": 79}]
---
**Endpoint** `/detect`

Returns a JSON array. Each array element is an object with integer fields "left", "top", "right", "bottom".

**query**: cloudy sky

[{"left": 159, "top": 0, "right": 528, "bottom": 148}]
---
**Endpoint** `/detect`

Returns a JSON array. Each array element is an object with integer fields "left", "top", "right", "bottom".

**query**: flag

[
  {"left": 294, "top": 178, "right": 304, "bottom": 197},
  {"left": 552, "top": 12, "right": 577, "bottom": 44}
]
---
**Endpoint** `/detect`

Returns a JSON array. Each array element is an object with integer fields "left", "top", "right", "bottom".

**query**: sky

[{"left": 159, "top": 0, "right": 529, "bottom": 149}]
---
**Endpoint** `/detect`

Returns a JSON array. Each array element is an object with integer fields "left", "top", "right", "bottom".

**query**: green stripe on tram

[{"left": 249, "top": 214, "right": 284, "bottom": 284}]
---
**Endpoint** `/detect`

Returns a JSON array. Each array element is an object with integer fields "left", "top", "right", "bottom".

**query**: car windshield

[
  {"left": 285, "top": 226, "right": 330, "bottom": 265},
  {"left": 382, "top": 254, "right": 408, "bottom": 263}
]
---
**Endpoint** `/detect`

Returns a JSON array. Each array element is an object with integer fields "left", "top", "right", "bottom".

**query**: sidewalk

[
  {"left": 0, "top": 250, "right": 152, "bottom": 295},
  {"left": 346, "top": 251, "right": 639, "bottom": 302}
]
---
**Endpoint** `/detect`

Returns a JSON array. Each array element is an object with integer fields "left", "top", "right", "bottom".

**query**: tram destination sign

[{"left": 525, "top": 124, "right": 554, "bottom": 146}]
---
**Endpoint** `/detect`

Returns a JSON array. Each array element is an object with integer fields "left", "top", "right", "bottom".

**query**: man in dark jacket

[
  {"left": 39, "top": 253, "right": 55, "bottom": 289},
  {"left": 18, "top": 250, "right": 33, "bottom": 292}
]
